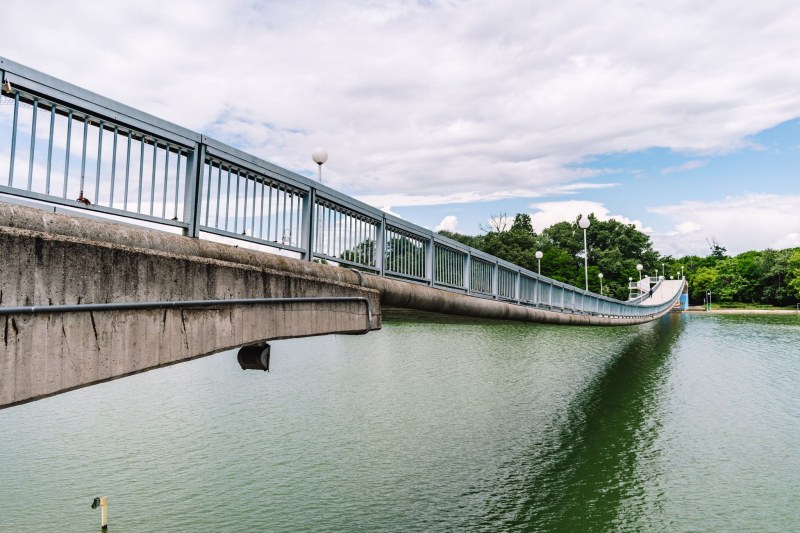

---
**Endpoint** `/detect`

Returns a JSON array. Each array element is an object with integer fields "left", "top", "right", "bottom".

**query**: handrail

[{"left": 0, "top": 57, "right": 681, "bottom": 321}]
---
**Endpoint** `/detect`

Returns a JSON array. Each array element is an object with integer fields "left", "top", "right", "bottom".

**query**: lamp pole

[
  {"left": 535, "top": 250, "right": 543, "bottom": 275},
  {"left": 707, "top": 289, "right": 712, "bottom": 311},
  {"left": 311, "top": 148, "right": 328, "bottom": 183},
  {"left": 598, "top": 272, "right": 603, "bottom": 296},
  {"left": 578, "top": 215, "right": 590, "bottom": 291},
  {"left": 636, "top": 263, "right": 643, "bottom": 281}
]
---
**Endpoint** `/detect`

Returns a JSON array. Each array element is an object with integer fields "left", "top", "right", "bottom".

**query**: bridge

[{"left": 0, "top": 57, "right": 685, "bottom": 408}]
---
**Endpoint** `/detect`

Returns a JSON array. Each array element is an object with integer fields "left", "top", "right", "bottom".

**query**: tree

[
  {"left": 690, "top": 266, "right": 717, "bottom": 302},
  {"left": 711, "top": 257, "right": 749, "bottom": 302},
  {"left": 788, "top": 250, "right": 800, "bottom": 300}
]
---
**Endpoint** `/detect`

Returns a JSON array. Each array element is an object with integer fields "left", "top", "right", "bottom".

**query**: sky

[{"left": 2, "top": 0, "right": 800, "bottom": 257}]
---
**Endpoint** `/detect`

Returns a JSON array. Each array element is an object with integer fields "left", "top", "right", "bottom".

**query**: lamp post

[
  {"left": 578, "top": 215, "right": 590, "bottom": 291},
  {"left": 598, "top": 272, "right": 603, "bottom": 296},
  {"left": 681, "top": 265, "right": 684, "bottom": 279},
  {"left": 662, "top": 262, "right": 666, "bottom": 280},
  {"left": 636, "top": 263, "right": 643, "bottom": 281},
  {"left": 707, "top": 289, "right": 712, "bottom": 311},
  {"left": 311, "top": 148, "right": 328, "bottom": 183},
  {"left": 535, "top": 250, "right": 543, "bottom": 275}
]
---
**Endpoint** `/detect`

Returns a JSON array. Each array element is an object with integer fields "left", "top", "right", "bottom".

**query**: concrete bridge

[{"left": 0, "top": 58, "right": 685, "bottom": 408}]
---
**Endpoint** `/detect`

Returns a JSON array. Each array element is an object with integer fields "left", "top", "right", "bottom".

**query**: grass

[{"left": 706, "top": 302, "right": 799, "bottom": 310}]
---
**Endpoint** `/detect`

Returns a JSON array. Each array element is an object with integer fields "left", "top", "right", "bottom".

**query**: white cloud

[
  {"left": 675, "top": 221, "right": 702, "bottom": 234},
  {"left": 434, "top": 215, "right": 459, "bottom": 233},
  {"left": 3, "top": 0, "right": 800, "bottom": 205},
  {"left": 649, "top": 194, "right": 800, "bottom": 256},
  {"left": 528, "top": 200, "right": 652, "bottom": 233},
  {"left": 381, "top": 206, "right": 403, "bottom": 218},
  {"left": 661, "top": 160, "right": 708, "bottom": 175}
]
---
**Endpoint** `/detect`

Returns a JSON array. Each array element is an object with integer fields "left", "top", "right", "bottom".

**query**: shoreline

[{"left": 684, "top": 308, "right": 799, "bottom": 315}]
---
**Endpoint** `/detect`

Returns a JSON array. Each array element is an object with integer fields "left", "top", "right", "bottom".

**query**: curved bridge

[{"left": 0, "top": 58, "right": 685, "bottom": 408}]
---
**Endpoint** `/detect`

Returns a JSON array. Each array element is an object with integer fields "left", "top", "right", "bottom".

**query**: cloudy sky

[{"left": 3, "top": 0, "right": 800, "bottom": 256}]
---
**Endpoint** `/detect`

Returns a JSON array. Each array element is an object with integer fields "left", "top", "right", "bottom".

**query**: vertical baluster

[
  {"left": 250, "top": 175, "right": 257, "bottom": 237},
  {"left": 149, "top": 141, "right": 158, "bottom": 215},
  {"left": 316, "top": 203, "right": 322, "bottom": 254},
  {"left": 259, "top": 179, "right": 265, "bottom": 239},
  {"left": 161, "top": 147, "right": 170, "bottom": 219},
  {"left": 109, "top": 126, "right": 118, "bottom": 207},
  {"left": 123, "top": 131, "right": 131, "bottom": 210},
  {"left": 282, "top": 187, "right": 288, "bottom": 244},
  {"left": 137, "top": 136, "right": 145, "bottom": 213},
  {"left": 79, "top": 115, "right": 88, "bottom": 196},
  {"left": 62, "top": 110, "right": 72, "bottom": 197},
  {"left": 242, "top": 173, "right": 249, "bottom": 234},
  {"left": 45, "top": 104, "right": 55, "bottom": 195},
  {"left": 95, "top": 121, "right": 103, "bottom": 203},
  {"left": 174, "top": 149, "right": 182, "bottom": 220},
  {"left": 233, "top": 169, "right": 241, "bottom": 233},
  {"left": 224, "top": 167, "right": 231, "bottom": 231},
  {"left": 296, "top": 192, "right": 302, "bottom": 247},
  {"left": 288, "top": 191, "right": 297, "bottom": 245},
  {"left": 214, "top": 164, "right": 222, "bottom": 228},
  {"left": 266, "top": 181, "right": 273, "bottom": 240},
  {"left": 27, "top": 97, "right": 38, "bottom": 191},
  {"left": 8, "top": 92, "right": 19, "bottom": 186}
]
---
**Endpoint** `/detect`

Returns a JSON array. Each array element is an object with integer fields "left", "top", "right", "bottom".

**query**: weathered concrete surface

[
  {"left": 0, "top": 205, "right": 380, "bottom": 408},
  {"left": 1, "top": 302, "right": 372, "bottom": 408}
]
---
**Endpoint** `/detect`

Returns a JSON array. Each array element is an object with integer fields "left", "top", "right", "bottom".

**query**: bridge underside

[{"left": 0, "top": 202, "right": 683, "bottom": 408}]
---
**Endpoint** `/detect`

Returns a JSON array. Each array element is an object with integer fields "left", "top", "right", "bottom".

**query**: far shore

[{"left": 685, "top": 307, "right": 799, "bottom": 315}]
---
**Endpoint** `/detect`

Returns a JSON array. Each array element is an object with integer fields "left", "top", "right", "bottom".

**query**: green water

[{"left": 1, "top": 313, "right": 798, "bottom": 531}]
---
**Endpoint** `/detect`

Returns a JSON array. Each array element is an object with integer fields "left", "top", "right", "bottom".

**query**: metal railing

[{"left": 0, "top": 57, "right": 681, "bottom": 320}]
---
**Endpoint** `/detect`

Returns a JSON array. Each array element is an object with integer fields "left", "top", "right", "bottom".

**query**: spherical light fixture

[{"left": 311, "top": 148, "right": 328, "bottom": 183}]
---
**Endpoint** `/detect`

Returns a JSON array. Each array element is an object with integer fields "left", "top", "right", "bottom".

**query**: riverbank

[{"left": 685, "top": 307, "right": 799, "bottom": 315}]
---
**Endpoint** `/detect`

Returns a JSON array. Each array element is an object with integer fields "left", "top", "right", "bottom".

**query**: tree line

[{"left": 438, "top": 213, "right": 800, "bottom": 306}]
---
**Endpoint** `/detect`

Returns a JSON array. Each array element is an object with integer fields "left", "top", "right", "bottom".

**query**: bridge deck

[{"left": 639, "top": 280, "right": 685, "bottom": 306}]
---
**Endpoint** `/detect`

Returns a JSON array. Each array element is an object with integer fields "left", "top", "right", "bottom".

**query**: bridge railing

[{"left": 0, "top": 57, "right": 679, "bottom": 320}]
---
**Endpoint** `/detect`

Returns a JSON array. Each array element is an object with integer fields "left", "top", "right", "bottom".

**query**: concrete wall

[{"left": 0, "top": 206, "right": 380, "bottom": 408}]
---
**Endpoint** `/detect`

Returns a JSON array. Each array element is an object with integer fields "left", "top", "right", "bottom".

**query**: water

[{"left": 1, "top": 313, "right": 798, "bottom": 531}]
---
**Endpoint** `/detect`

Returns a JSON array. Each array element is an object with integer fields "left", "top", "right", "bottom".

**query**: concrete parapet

[
  {"left": 0, "top": 202, "right": 380, "bottom": 407},
  {"left": 0, "top": 202, "right": 678, "bottom": 329}
]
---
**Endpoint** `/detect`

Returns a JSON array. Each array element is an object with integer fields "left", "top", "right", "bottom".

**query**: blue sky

[{"left": 3, "top": 0, "right": 800, "bottom": 257}]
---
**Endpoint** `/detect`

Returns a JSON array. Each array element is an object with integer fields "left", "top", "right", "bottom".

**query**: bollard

[{"left": 91, "top": 496, "right": 108, "bottom": 530}]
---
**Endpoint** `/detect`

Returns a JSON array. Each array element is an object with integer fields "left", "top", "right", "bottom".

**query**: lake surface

[{"left": 1, "top": 312, "right": 798, "bottom": 531}]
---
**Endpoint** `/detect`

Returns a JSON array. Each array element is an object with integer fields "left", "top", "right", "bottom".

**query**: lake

[{"left": 1, "top": 312, "right": 798, "bottom": 531}]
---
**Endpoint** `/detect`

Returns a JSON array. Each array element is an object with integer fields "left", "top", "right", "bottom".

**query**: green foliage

[
  {"left": 710, "top": 258, "right": 749, "bottom": 302},
  {"left": 690, "top": 267, "right": 717, "bottom": 302},
  {"left": 788, "top": 250, "right": 800, "bottom": 299}
]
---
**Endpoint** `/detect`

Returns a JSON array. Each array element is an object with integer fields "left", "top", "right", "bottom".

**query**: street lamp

[
  {"left": 636, "top": 263, "right": 643, "bottom": 281},
  {"left": 598, "top": 272, "right": 603, "bottom": 295},
  {"left": 535, "top": 250, "right": 543, "bottom": 275},
  {"left": 311, "top": 148, "right": 328, "bottom": 183},
  {"left": 707, "top": 289, "right": 712, "bottom": 311},
  {"left": 681, "top": 265, "right": 684, "bottom": 279},
  {"left": 662, "top": 262, "right": 666, "bottom": 280},
  {"left": 578, "top": 215, "right": 590, "bottom": 291}
]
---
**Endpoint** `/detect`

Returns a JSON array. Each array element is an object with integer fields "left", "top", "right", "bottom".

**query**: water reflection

[{"left": 483, "top": 314, "right": 685, "bottom": 531}]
